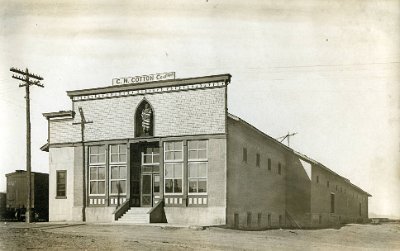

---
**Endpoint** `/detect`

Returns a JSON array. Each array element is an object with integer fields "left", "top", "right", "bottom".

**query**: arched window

[{"left": 135, "top": 100, "right": 154, "bottom": 137}]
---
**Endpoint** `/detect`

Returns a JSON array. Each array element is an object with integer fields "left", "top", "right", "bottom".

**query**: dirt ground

[{"left": 0, "top": 222, "right": 399, "bottom": 251}]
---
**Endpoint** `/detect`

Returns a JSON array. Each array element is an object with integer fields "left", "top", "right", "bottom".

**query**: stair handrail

[{"left": 113, "top": 198, "right": 130, "bottom": 221}]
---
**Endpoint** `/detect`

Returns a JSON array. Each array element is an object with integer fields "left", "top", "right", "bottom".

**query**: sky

[{"left": 0, "top": 0, "right": 399, "bottom": 218}]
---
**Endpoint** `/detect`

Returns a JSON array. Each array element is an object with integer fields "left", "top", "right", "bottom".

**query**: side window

[
  {"left": 56, "top": 170, "right": 67, "bottom": 198},
  {"left": 256, "top": 153, "right": 260, "bottom": 167},
  {"left": 243, "top": 147, "right": 247, "bottom": 163}
]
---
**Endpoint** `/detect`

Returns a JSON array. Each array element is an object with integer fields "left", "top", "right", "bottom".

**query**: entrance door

[
  {"left": 141, "top": 174, "right": 152, "bottom": 207},
  {"left": 140, "top": 144, "right": 160, "bottom": 207},
  {"left": 141, "top": 173, "right": 160, "bottom": 207}
]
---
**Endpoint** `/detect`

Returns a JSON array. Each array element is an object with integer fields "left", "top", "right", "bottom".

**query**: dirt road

[{"left": 0, "top": 222, "right": 399, "bottom": 250}]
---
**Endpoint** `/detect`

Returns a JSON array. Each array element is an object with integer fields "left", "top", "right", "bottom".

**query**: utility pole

[
  {"left": 10, "top": 67, "right": 44, "bottom": 223},
  {"left": 276, "top": 132, "right": 297, "bottom": 147},
  {"left": 73, "top": 107, "right": 92, "bottom": 222}
]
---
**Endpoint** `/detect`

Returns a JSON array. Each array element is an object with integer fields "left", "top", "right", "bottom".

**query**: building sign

[{"left": 112, "top": 72, "right": 175, "bottom": 85}]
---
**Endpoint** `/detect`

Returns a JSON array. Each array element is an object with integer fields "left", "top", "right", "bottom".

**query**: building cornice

[{"left": 66, "top": 74, "right": 231, "bottom": 101}]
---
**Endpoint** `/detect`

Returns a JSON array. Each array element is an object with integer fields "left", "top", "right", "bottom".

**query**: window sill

[{"left": 56, "top": 196, "right": 67, "bottom": 199}]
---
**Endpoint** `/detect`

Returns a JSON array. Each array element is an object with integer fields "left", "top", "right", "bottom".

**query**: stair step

[{"left": 117, "top": 207, "right": 151, "bottom": 223}]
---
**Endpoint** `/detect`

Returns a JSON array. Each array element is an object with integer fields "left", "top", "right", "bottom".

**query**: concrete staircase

[{"left": 117, "top": 207, "right": 150, "bottom": 224}]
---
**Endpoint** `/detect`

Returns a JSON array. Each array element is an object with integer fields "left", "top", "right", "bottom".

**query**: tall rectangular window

[
  {"left": 109, "top": 144, "right": 127, "bottom": 195},
  {"left": 56, "top": 170, "right": 67, "bottom": 198},
  {"left": 330, "top": 193, "right": 335, "bottom": 213},
  {"left": 188, "top": 140, "right": 208, "bottom": 194},
  {"left": 247, "top": 212, "right": 252, "bottom": 226},
  {"left": 242, "top": 147, "right": 247, "bottom": 163},
  {"left": 268, "top": 158, "right": 271, "bottom": 171},
  {"left": 164, "top": 141, "right": 183, "bottom": 194},
  {"left": 89, "top": 145, "right": 106, "bottom": 195},
  {"left": 278, "top": 163, "right": 282, "bottom": 175},
  {"left": 256, "top": 153, "right": 260, "bottom": 167}
]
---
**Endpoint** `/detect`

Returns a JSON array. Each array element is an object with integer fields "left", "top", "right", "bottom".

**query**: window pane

[
  {"left": 111, "top": 154, "right": 118, "bottom": 163},
  {"left": 57, "top": 172, "right": 65, "bottom": 183},
  {"left": 98, "top": 167, "right": 105, "bottom": 179},
  {"left": 90, "top": 146, "right": 99, "bottom": 154},
  {"left": 153, "top": 154, "right": 159, "bottom": 163},
  {"left": 174, "top": 151, "right": 182, "bottom": 160},
  {"left": 188, "top": 150, "right": 197, "bottom": 160},
  {"left": 198, "top": 140, "right": 207, "bottom": 149},
  {"left": 165, "top": 179, "right": 173, "bottom": 193},
  {"left": 119, "top": 166, "right": 127, "bottom": 179},
  {"left": 174, "top": 142, "right": 182, "bottom": 150},
  {"left": 90, "top": 181, "right": 98, "bottom": 194},
  {"left": 188, "top": 163, "right": 198, "bottom": 178},
  {"left": 119, "top": 180, "right": 126, "bottom": 194},
  {"left": 165, "top": 142, "right": 173, "bottom": 151},
  {"left": 119, "top": 145, "right": 127, "bottom": 154},
  {"left": 90, "top": 155, "right": 98, "bottom": 164},
  {"left": 198, "top": 150, "right": 207, "bottom": 159},
  {"left": 198, "top": 163, "right": 207, "bottom": 177},
  {"left": 90, "top": 167, "right": 97, "bottom": 179},
  {"left": 154, "top": 175, "right": 160, "bottom": 193},
  {"left": 174, "top": 164, "right": 182, "bottom": 178},
  {"left": 174, "top": 179, "right": 182, "bottom": 193},
  {"left": 198, "top": 179, "right": 207, "bottom": 192},
  {"left": 144, "top": 155, "right": 152, "bottom": 163},
  {"left": 111, "top": 181, "right": 118, "bottom": 194},
  {"left": 188, "top": 141, "right": 197, "bottom": 149},
  {"left": 98, "top": 153, "right": 105, "bottom": 163},
  {"left": 165, "top": 164, "right": 174, "bottom": 178},
  {"left": 165, "top": 152, "right": 173, "bottom": 161},
  {"left": 110, "top": 145, "right": 118, "bottom": 154},
  {"left": 153, "top": 147, "right": 159, "bottom": 153},
  {"left": 189, "top": 180, "right": 197, "bottom": 193},
  {"left": 98, "top": 181, "right": 105, "bottom": 194},
  {"left": 99, "top": 145, "right": 106, "bottom": 153},
  {"left": 119, "top": 154, "right": 127, "bottom": 163},
  {"left": 111, "top": 166, "right": 119, "bottom": 179}
]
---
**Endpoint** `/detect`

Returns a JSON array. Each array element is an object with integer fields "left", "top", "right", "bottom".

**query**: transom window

[
  {"left": 188, "top": 140, "right": 208, "bottom": 194},
  {"left": 164, "top": 141, "right": 183, "bottom": 161},
  {"left": 110, "top": 144, "right": 127, "bottom": 163},
  {"left": 89, "top": 146, "right": 106, "bottom": 196},
  {"left": 142, "top": 147, "right": 160, "bottom": 165},
  {"left": 164, "top": 141, "right": 183, "bottom": 194},
  {"left": 188, "top": 140, "right": 207, "bottom": 160},
  {"left": 89, "top": 145, "right": 106, "bottom": 164}
]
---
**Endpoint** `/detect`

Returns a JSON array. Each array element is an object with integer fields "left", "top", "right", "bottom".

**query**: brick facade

[{"left": 49, "top": 87, "right": 226, "bottom": 144}]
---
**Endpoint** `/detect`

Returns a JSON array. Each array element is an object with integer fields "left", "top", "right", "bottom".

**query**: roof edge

[
  {"left": 66, "top": 73, "right": 232, "bottom": 98},
  {"left": 227, "top": 113, "right": 371, "bottom": 197},
  {"left": 43, "top": 110, "right": 74, "bottom": 119}
]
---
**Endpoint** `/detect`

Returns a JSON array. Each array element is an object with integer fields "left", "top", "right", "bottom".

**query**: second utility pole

[{"left": 73, "top": 107, "right": 92, "bottom": 222}]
